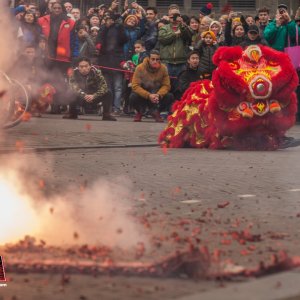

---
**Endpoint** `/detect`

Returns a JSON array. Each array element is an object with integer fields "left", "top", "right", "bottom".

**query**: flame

[{"left": 0, "top": 173, "right": 40, "bottom": 244}]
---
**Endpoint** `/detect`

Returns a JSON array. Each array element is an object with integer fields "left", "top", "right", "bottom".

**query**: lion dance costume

[{"left": 159, "top": 45, "right": 298, "bottom": 150}]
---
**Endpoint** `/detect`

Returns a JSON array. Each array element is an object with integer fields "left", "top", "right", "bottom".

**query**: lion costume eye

[
  {"left": 268, "top": 61, "right": 279, "bottom": 66},
  {"left": 229, "top": 62, "right": 240, "bottom": 70}
]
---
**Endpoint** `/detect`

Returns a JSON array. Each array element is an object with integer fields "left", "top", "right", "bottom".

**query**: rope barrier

[{"left": 94, "top": 64, "right": 178, "bottom": 79}]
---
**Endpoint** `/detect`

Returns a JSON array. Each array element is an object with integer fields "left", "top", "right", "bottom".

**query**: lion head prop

[{"left": 159, "top": 45, "right": 298, "bottom": 150}]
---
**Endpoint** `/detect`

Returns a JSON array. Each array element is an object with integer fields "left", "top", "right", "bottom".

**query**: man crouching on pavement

[
  {"left": 64, "top": 57, "right": 117, "bottom": 121},
  {"left": 130, "top": 50, "right": 174, "bottom": 122}
]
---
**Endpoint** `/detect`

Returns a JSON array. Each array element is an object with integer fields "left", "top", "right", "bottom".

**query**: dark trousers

[
  {"left": 47, "top": 60, "right": 71, "bottom": 111},
  {"left": 129, "top": 92, "right": 174, "bottom": 114},
  {"left": 69, "top": 91, "right": 113, "bottom": 116}
]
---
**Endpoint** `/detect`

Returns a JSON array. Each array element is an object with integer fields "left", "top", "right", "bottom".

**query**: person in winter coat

[
  {"left": 224, "top": 11, "right": 247, "bottom": 46},
  {"left": 38, "top": 2, "right": 78, "bottom": 63},
  {"left": 195, "top": 31, "right": 218, "bottom": 79},
  {"left": 130, "top": 50, "right": 174, "bottom": 122},
  {"left": 38, "top": 1, "right": 78, "bottom": 113},
  {"left": 65, "top": 57, "right": 117, "bottom": 121},
  {"left": 77, "top": 25, "right": 96, "bottom": 58},
  {"left": 240, "top": 25, "right": 268, "bottom": 48},
  {"left": 141, "top": 6, "right": 158, "bottom": 53},
  {"left": 176, "top": 51, "right": 204, "bottom": 99},
  {"left": 188, "top": 16, "right": 200, "bottom": 48},
  {"left": 123, "top": 14, "right": 144, "bottom": 61},
  {"left": 209, "top": 20, "right": 225, "bottom": 45},
  {"left": 17, "top": 10, "right": 41, "bottom": 47},
  {"left": 96, "top": 13, "right": 128, "bottom": 114},
  {"left": 158, "top": 4, "right": 192, "bottom": 91},
  {"left": 264, "top": 4, "right": 300, "bottom": 52}
]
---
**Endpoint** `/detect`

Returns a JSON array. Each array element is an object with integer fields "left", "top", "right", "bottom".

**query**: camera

[
  {"left": 279, "top": 9, "right": 285, "bottom": 14},
  {"left": 173, "top": 13, "right": 181, "bottom": 21},
  {"left": 157, "top": 18, "right": 170, "bottom": 25}
]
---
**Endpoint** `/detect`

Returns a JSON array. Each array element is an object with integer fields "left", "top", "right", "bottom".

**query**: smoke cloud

[{"left": 0, "top": 153, "right": 148, "bottom": 249}]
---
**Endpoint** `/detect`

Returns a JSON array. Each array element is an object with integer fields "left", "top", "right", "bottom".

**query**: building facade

[{"left": 73, "top": 0, "right": 299, "bottom": 17}]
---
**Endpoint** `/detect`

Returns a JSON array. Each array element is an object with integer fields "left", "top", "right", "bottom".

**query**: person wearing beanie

[
  {"left": 124, "top": 14, "right": 140, "bottom": 26},
  {"left": 195, "top": 30, "right": 218, "bottom": 79},
  {"left": 199, "top": 2, "right": 213, "bottom": 20},
  {"left": 240, "top": 24, "right": 268, "bottom": 48},
  {"left": 14, "top": 5, "right": 26, "bottom": 15},
  {"left": 177, "top": 51, "right": 204, "bottom": 99}
]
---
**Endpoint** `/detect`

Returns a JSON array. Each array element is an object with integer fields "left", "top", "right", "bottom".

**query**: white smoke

[{"left": 0, "top": 153, "right": 148, "bottom": 249}]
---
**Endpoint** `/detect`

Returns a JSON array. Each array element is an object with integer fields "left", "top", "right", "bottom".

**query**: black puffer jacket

[
  {"left": 195, "top": 41, "right": 218, "bottom": 74},
  {"left": 97, "top": 23, "right": 128, "bottom": 68},
  {"left": 141, "top": 20, "right": 158, "bottom": 52},
  {"left": 176, "top": 66, "right": 204, "bottom": 99},
  {"left": 224, "top": 19, "right": 246, "bottom": 46},
  {"left": 240, "top": 36, "right": 269, "bottom": 48}
]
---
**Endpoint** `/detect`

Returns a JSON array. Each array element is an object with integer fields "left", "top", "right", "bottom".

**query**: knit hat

[
  {"left": 124, "top": 14, "right": 139, "bottom": 25},
  {"left": 199, "top": 3, "right": 213, "bottom": 16},
  {"left": 90, "top": 26, "right": 100, "bottom": 31},
  {"left": 248, "top": 25, "right": 259, "bottom": 34},
  {"left": 278, "top": 4, "right": 288, "bottom": 11},
  {"left": 232, "top": 17, "right": 241, "bottom": 24},
  {"left": 14, "top": 5, "right": 26, "bottom": 15},
  {"left": 104, "top": 12, "right": 118, "bottom": 21},
  {"left": 201, "top": 30, "right": 216, "bottom": 41}
]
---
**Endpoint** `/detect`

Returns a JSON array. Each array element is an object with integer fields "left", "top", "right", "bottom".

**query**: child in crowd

[
  {"left": 121, "top": 40, "right": 148, "bottom": 114},
  {"left": 89, "top": 26, "right": 100, "bottom": 64},
  {"left": 132, "top": 40, "right": 148, "bottom": 65},
  {"left": 195, "top": 30, "right": 218, "bottom": 79},
  {"left": 90, "top": 26, "right": 99, "bottom": 44}
]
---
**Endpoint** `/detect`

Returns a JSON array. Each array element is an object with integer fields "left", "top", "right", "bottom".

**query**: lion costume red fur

[{"left": 159, "top": 45, "right": 298, "bottom": 150}]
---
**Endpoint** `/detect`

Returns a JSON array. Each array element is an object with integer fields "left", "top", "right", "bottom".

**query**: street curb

[
  {"left": 0, "top": 143, "right": 159, "bottom": 154},
  {"left": 177, "top": 269, "right": 300, "bottom": 300}
]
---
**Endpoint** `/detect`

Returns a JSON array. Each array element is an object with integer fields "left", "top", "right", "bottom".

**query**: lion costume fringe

[{"left": 159, "top": 45, "right": 298, "bottom": 150}]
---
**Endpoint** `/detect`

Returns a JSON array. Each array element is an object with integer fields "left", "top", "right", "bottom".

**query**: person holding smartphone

[
  {"left": 158, "top": 4, "right": 191, "bottom": 93},
  {"left": 264, "top": 4, "right": 300, "bottom": 52}
]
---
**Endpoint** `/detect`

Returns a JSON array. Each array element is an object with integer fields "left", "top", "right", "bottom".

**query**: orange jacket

[{"left": 131, "top": 57, "right": 171, "bottom": 99}]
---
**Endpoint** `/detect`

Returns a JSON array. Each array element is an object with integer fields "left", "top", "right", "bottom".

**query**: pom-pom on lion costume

[{"left": 159, "top": 45, "right": 298, "bottom": 150}]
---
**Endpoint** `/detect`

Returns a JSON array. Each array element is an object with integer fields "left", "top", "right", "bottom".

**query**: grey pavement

[{"left": 1, "top": 115, "right": 300, "bottom": 300}]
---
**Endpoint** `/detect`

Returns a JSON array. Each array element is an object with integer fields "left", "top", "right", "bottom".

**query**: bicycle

[{"left": 0, "top": 71, "right": 30, "bottom": 129}]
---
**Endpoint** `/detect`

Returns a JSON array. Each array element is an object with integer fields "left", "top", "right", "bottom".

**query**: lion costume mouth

[{"left": 236, "top": 99, "right": 281, "bottom": 118}]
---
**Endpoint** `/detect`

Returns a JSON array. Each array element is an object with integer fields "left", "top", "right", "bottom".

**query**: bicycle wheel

[{"left": 0, "top": 73, "right": 30, "bottom": 129}]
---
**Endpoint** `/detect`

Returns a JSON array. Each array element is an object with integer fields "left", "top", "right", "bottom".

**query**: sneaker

[
  {"left": 112, "top": 109, "right": 121, "bottom": 117},
  {"left": 62, "top": 113, "right": 78, "bottom": 119},
  {"left": 102, "top": 114, "right": 117, "bottom": 121},
  {"left": 134, "top": 112, "right": 142, "bottom": 122}
]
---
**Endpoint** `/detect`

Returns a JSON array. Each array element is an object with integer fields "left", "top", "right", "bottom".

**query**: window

[
  {"left": 136, "top": 0, "right": 149, "bottom": 6},
  {"left": 157, "top": 0, "right": 184, "bottom": 7},
  {"left": 191, "top": 0, "right": 219, "bottom": 9},
  {"left": 228, "top": 0, "right": 256, "bottom": 10}
]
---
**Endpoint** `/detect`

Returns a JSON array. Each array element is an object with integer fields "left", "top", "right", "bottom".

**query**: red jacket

[{"left": 38, "top": 15, "right": 76, "bottom": 62}]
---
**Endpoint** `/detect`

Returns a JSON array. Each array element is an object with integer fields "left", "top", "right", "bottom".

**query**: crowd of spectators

[{"left": 8, "top": 0, "right": 300, "bottom": 122}]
